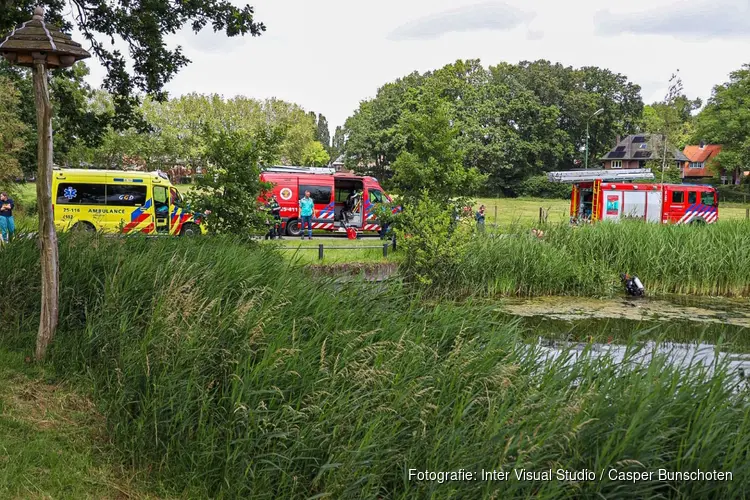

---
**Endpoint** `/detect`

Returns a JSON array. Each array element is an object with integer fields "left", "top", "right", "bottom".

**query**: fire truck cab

[
  {"left": 259, "top": 166, "right": 393, "bottom": 236},
  {"left": 548, "top": 169, "right": 719, "bottom": 225}
]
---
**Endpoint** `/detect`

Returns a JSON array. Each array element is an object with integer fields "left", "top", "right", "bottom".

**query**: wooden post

[
  {"left": 2, "top": 6, "right": 89, "bottom": 361},
  {"left": 318, "top": 244, "right": 324, "bottom": 260},
  {"left": 33, "top": 57, "right": 59, "bottom": 361},
  {"left": 746, "top": 208, "right": 749, "bottom": 220},
  {"left": 494, "top": 205, "right": 498, "bottom": 224},
  {"left": 539, "top": 207, "right": 543, "bottom": 225}
]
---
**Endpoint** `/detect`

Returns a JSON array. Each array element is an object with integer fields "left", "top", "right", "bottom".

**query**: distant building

[
  {"left": 600, "top": 134, "right": 688, "bottom": 170},
  {"left": 682, "top": 142, "right": 721, "bottom": 182},
  {"left": 332, "top": 155, "right": 352, "bottom": 173}
]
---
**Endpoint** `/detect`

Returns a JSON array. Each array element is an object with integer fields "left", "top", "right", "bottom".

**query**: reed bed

[
  {"left": 1, "top": 235, "right": 748, "bottom": 498},
  {"left": 432, "top": 220, "right": 750, "bottom": 298}
]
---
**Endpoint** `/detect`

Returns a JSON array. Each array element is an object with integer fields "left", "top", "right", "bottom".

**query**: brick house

[
  {"left": 600, "top": 134, "right": 688, "bottom": 170},
  {"left": 682, "top": 143, "right": 722, "bottom": 182}
]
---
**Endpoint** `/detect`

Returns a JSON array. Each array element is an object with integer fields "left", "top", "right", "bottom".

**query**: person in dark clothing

[
  {"left": 475, "top": 205, "right": 486, "bottom": 232},
  {"left": 265, "top": 195, "right": 282, "bottom": 239},
  {"left": 0, "top": 192, "right": 15, "bottom": 243}
]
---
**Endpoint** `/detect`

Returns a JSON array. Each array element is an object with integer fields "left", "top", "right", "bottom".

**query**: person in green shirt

[{"left": 299, "top": 190, "right": 314, "bottom": 239}]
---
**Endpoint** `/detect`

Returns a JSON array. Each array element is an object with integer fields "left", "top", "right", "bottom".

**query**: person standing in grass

[
  {"left": 299, "top": 190, "right": 314, "bottom": 240},
  {"left": 0, "top": 192, "right": 15, "bottom": 243},
  {"left": 475, "top": 205, "right": 486, "bottom": 233}
]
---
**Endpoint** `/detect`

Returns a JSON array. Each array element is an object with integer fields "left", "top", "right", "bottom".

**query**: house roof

[
  {"left": 332, "top": 155, "right": 345, "bottom": 165},
  {"left": 601, "top": 134, "right": 689, "bottom": 162},
  {"left": 683, "top": 144, "right": 722, "bottom": 163}
]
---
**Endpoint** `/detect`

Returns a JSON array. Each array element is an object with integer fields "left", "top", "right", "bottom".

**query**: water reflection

[
  {"left": 497, "top": 295, "right": 750, "bottom": 386},
  {"left": 535, "top": 338, "right": 750, "bottom": 385}
]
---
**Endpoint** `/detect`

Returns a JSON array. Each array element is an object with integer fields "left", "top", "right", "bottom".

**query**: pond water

[{"left": 494, "top": 295, "right": 750, "bottom": 383}]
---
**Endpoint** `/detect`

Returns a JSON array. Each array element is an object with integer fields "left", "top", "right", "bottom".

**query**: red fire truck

[
  {"left": 259, "top": 166, "right": 394, "bottom": 236},
  {"left": 548, "top": 169, "right": 719, "bottom": 225}
]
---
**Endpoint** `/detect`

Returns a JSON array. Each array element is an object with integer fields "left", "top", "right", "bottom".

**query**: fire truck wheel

[
  {"left": 286, "top": 219, "right": 302, "bottom": 237},
  {"left": 690, "top": 218, "right": 707, "bottom": 226}
]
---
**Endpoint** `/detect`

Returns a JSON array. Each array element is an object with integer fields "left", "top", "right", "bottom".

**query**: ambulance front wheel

[
  {"left": 180, "top": 223, "right": 201, "bottom": 237},
  {"left": 286, "top": 219, "right": 302, "bottom": 237}
]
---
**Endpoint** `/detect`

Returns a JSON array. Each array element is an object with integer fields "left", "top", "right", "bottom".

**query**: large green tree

[
  {"left": 390, "top": 88, "right": 484, "bottom": 204},
  {"left": 187, "top": 126, "right": 283, "bottom": 234},
  {"left": 316, "top": 113, "right": 330, "bottom": 151},
  {"left": 331, "top": 125, "right": 346, "bottom": 161},
  {"left": 343, "top": 71, "right": 423, "bottom": 179},
  {"left": 0, "top": 61, "right": 109, "bottom": 175},
  {"left": 0, "top": 76, "right": 27, "bottom": 185},
  {"left": 343, "top": 59, "right": 643, "bottom": 195},
  {"left": 694, "top": 64, "right": 750, "bottom": 183},
  {"left": 489, "top": 60, "right": 643, "bottom": 171}
]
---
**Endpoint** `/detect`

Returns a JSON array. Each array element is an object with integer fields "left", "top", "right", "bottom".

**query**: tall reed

[
  {"left": 431, "top": 220, "right": 750, "bottom": 298},
  {"left": 0, "top": 235, "right": 748, "bottom": 498}
]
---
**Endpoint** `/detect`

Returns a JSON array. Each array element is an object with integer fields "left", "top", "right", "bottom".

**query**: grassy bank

[
  {"left": 419, "top": 220, "right": 750, "bottom": 298},
  {"left": 0, "top": 349, "right": 158, "bottom": 499},
  {"left": 2, "top": 236, "right": 749, "bottom": 498}
]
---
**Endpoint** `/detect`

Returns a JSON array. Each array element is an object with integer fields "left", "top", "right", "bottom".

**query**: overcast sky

[{"left": 81, "top": 0, "right": 750, "bottom": 131}]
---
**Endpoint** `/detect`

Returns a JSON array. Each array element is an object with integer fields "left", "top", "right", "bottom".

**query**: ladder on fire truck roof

[
  {"left": 547, "top": 169, "right": 655, "bottom": 183},
  {"left": 264, "top": 165, "right": 336, "bottom": 174}
]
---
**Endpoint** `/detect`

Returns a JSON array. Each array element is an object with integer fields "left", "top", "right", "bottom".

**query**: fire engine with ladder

[{"left": 547, "top": 169, "right": 719, "bottom": 225}]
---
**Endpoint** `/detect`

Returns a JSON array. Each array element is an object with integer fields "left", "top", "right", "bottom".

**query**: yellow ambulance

[{"left": 52, "top": 169, "right": 206, "bottom": 236}]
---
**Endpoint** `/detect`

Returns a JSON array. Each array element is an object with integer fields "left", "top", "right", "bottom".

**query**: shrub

[
  {"left": 393, "top": 195, "right": 474, "bottom": 287},
  {"left": 716, "top": 184, "right": 750, "bottom": 204},
  {"left": 517, "top": 175, "right": 572, "bottom": 199}
]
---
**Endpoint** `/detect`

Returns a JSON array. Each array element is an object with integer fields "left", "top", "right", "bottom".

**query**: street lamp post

[{"left": 584, "top": 108, "right": 605, "bottom": 170}]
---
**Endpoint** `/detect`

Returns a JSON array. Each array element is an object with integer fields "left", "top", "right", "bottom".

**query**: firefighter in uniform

[{"left": 265, "top": 195, "right": 282, "bottom": 239}]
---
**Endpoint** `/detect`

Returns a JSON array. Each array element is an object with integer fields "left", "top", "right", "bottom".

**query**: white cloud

[
  {"left": 595, "top": 0, "right": 750, "bottom": 39},
  {"left": 387, "top": 2, "right": 535, "bottom": 41}
]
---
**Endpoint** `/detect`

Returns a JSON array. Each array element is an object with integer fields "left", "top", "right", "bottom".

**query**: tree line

[
  {"left": 341, "top": 59, "right": 750, "bottom": 196},
  {"left": 0, "top": 59, "right": 341, "bottom": 182}
]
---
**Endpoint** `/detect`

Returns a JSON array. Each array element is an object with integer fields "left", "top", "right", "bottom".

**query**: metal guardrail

[{"left": 278, "top": 242, "right": 393, "bottom": 260}]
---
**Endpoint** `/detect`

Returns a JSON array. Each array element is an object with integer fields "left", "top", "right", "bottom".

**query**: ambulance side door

[{"left": 153, "top": 185, "right": 170, "bottom": 233}]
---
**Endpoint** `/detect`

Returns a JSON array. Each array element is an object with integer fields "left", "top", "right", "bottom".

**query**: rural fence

[{"left": 278, "top": 240, "right": 395, "bottom": 260}]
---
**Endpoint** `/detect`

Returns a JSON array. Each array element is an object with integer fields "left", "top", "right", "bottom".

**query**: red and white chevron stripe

[{"left": 676, "top": 207, "right": 718, "bottom": 225}]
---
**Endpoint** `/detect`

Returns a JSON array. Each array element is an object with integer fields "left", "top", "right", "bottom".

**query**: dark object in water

[{"left": 621, "top": 273, "right": 645, "bottom": 297}]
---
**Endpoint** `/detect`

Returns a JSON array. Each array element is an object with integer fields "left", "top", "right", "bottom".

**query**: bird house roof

[{"left": 0, "top": 7, "right": 90, "bottom": 68}]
